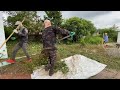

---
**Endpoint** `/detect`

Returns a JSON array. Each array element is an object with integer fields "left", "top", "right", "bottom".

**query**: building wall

[
  {"left": 117, "top": 32, "right": 120, "bottom": 44},
  {"left": 0, "top": 11, "right": 8, "bottom": 59}
]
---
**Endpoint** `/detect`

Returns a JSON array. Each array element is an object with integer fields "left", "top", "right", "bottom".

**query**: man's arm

[{"left": 53, "top": 26, "right": 70, "bottom": 35}]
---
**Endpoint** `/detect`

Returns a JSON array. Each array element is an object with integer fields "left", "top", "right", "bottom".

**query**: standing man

[
  {"left": 42, "top": 20, "right": 70, "bottom": 76},
  {"left": 103, "top": 33, "right": 109, "bottom": 48},
  {"left": 8, "top": 21, "right": 31, "bottom": 63}
]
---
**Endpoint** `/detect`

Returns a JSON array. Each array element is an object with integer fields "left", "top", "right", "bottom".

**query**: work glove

[
  {"left": 13, "top": 29, "right": 18, "bottom": 34},
  {"left": 70, "top": 32, "right": 75, "bottom": 40},
  {"left": 70, "top": 32, "right": 75, "bottom": 37}
]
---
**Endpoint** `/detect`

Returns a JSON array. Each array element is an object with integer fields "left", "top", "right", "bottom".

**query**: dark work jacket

[
  {"left": 42, "top": 26, "right": 70, "bottom": 49},
  {"left": 17, "top": 27, "right": 28, "bottom": 46}
]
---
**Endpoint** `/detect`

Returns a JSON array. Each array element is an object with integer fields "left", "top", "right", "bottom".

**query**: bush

[
  {"left": 80, "top": 36, "right": 102, "bottom": 45},
  {"left": 61, "top": 17, "right": 96, "bottom": 42},
  {"left": 79, "top": 38, "right": 86, "bottom": 47}
]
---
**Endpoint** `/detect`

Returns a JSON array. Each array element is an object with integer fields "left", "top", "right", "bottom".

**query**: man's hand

[
  {"left": 13, "top": 29, "right": 18, "bottom": 34},
  {"left": 70, "top": 32, "right": 75, "bottom": 36},
  {"left": 70, "top": 32, "right": 75, "bottom": 40}
]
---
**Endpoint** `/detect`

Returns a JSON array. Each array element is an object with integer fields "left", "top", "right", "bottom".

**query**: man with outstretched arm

[{"left": 41, "top": 20, "right": 73, "bottom": 76}]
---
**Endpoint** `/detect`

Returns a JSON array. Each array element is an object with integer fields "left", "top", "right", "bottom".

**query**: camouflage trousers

[{"left": 41, "top": 48, "right": 57, "bottom": 74}]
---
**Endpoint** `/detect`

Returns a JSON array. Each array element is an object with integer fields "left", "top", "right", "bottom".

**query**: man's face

[
  {"left": 44, "top": 21, "right": 48, "bottom": 27},
  {"left": 44, "top": 20, "right": 51, "bottom": 28},
  {"left": 15, "top": 24, "right": 22, "bottom": 30}
]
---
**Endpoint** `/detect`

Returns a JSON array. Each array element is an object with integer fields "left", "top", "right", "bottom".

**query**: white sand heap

[{"left": 31, "top": 54, "right": 107, "bottom": 79}]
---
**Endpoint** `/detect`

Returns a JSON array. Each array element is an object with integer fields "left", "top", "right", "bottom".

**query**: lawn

[{"left": 0, "top": 41, "right": 120, "bottom": 75}]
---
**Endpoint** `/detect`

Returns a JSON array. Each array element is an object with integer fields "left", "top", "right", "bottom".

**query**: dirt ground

[
  {"left": 90, "top": 68, "right": 120, "bottom": 79},
  {"left": 0, "top": 68, "right": 120, "bottom": 79},
  {"left": 0, "top": 73, "right": 31, "bottom": 79}
]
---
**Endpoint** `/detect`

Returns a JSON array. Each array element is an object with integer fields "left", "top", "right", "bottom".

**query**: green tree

[
  {"left": 44, "top": 11, "right": 62, "bottom": 26},
  {"left": 4, "top": 11, "right": 43, "bottom": 38},
  {"left": 61, "top": 17, "right": 96, "bottom": 41}
]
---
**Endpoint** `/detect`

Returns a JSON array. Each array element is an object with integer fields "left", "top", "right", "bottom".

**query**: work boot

[
  {"left": 45, "top": 64, "right": 51, "bottom": 71},
  {"left": 49, "top": 68, "right": 54, "bottom": 76}
]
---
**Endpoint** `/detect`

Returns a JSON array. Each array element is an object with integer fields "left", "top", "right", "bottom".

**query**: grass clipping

[{"left": 26, "top": 52, "right": 69, "bottom": 74}]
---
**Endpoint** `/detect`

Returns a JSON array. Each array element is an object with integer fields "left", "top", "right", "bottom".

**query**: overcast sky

[{"left": 3, "top": 11, "right": 120, "bottom": 29}]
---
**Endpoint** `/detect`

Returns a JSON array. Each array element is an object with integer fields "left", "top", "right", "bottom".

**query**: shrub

[
  {"left": 80, "top": 36, "right": 102, "bottom": 45},
  {"left": 79, "top": 38, "right": 86, "bottom": 47}
]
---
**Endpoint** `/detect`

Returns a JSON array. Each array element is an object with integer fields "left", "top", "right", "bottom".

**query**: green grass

[
  {"left": 6, "top": 41, "right": 42, "bottom": 58},
  {"left": 85, "top": 36, "right": 102, "bottom": 44},
  {"left": 0, "top": 41, "right": 120, "bottom": 74}
]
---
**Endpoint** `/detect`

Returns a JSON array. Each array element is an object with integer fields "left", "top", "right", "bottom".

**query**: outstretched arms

[{"left": 53, "top": 26, "right": 70, "bottom": 36}]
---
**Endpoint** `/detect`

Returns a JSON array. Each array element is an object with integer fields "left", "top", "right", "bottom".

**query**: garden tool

[{"left": 58, "top": 32, "right": 75, "bottom": 43}]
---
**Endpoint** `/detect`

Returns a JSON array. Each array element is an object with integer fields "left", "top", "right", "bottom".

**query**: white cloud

[
  {"left": 2, "top": 11, "right": 120, "bottom": 29},
  {"left": 2, "top": 12, "right": 9, "bottom": 19},
  {"left": 91, "top": 11, "right": 120, "bottom": 29},
  {"left": 62, "top": 11, "right": 111, "bottom": 19},
  {"left": 37, "top": 11, "right": 46, "bottom": 19}
]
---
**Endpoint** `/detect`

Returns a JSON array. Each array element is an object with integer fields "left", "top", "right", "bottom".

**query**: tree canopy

[{"left": 61, "top": 17, "right": 96, "bottom": 41}]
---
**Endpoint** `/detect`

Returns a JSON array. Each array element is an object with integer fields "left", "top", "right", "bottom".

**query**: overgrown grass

[
  {"left": 3, "top": 41, "right": 69, "bottom": 74},
  {"left": 57, "top": 44, "right": 120, "bottom": 71},
  {"left": 1, "top": 41, "right": 120, "bottom": 74},
  {"left": 25, "top": 55, "right": 69, "bottom": 74},
  {"left": 5, "top": 41, "right": 42, "bottom": 59}
]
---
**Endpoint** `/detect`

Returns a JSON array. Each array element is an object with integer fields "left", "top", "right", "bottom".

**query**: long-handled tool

[
  {"left": 0, "top": 17, "right": 25, "bottom": 49},
  {"left": 58, "top": 32, "right": 75, "bottom": 43},
  {"left": 59, "top": 35, "right": 71, "bottom": 41}
]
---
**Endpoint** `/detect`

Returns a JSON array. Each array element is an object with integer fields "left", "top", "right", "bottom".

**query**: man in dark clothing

[
  {"left": 10, "top": 21, "right": 31, "bottom": 63},
  {"left": 42, "top": 20, "right": 70, "bottom": 76}
]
